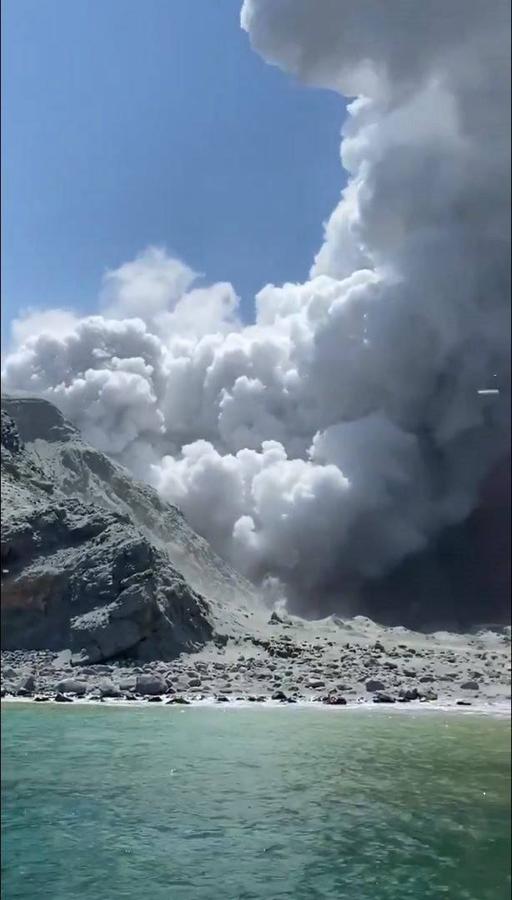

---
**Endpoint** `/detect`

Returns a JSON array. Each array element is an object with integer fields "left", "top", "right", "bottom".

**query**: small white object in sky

[{"left": 477, "top": 389, "right": 500, "bottom": 395}]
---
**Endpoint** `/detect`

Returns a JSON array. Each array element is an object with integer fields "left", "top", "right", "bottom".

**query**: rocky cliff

[{"left": 1, "top": 396, "right": 262, "bottom": 663}]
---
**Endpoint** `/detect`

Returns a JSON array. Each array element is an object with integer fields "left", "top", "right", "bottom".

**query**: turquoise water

[{"left": 1, "top": 704, "right": 510, "bottom": 900}]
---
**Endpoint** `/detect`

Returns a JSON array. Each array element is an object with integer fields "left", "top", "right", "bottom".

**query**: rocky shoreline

[
  {"left": 2, "top": 622, "right": 510, "bottom": 711},
  {"left": 4, "top": 696, "right": 510, "bottom": 717},
  {"left": 2, "top": 396, "right": 509, "bottom": 718}
]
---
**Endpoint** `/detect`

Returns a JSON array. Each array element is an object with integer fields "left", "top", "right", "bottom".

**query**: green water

[{"left": 1, "top": 705, "right": 510, "bottom": 900}]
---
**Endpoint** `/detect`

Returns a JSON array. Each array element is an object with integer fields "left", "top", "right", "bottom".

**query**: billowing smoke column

[{"left": 3, "top": 1, "right": 510, "bottom": 624}]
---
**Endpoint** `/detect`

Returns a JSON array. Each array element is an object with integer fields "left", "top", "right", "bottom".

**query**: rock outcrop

[{"left": 1, "top": 396, "right": 261, "bottom": 663}]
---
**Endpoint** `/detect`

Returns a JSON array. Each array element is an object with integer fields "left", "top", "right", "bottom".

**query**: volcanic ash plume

[{"left": 3, "top": 0, "right": 510, "bottom": 622}]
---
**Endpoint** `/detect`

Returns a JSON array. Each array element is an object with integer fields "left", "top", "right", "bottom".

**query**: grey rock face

[
  {"left": 1, "top": 410, "right": 22, "bottom": 454},
  {"left": 2, "top": 396, "right": 257, "bottom": 601},
  {"left": 1, "top": 396, "right": 259, "bottom": 663},
  {"left": 2, "top": 488, "right": 212, "bottom": 663}
]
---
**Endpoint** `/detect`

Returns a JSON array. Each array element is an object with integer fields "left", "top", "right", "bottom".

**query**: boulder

[
  {"left": 135, "top": 674, "right": 166, "bottom": 696},
  {"left": 56, "top": 679, "right": 87, "bottom": 697},
  {"left": 54, "top": 692, "right": 73, "bottom": 703},
  {"left": 420, "top": 690, "right": 438, "bottom": 701},
  {"left": 460, "top": 680, "right": 480, "bottom": 691},
  {"left": 98, "top": 680, "right": 122, "bottom": 698},
  {"left": 79, "top": 666, "right": 112, "bottom": 675},
  {"left": 16, "top": 674, "right": 35, "bottom": 695},
  {"left": 324, "top": 694, "right": 347, "bottom": 706},
  {"left": 271, "top": 690, "right": 288, "bottom": 701},
  {"left": 2, "top": 666, "right": 17, "bottom": 679},
  {"left": 52, "top": 650, "right": 72, "bottom": 669},
  {"left": 398, "top": 687, "right": 421, "bottom": 701},
  {"left": 365, "top": 679, "right": 386, "bottom": 692}
]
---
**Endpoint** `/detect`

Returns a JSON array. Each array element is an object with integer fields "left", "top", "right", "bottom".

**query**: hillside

[{"left": 1, "top": 396, "right": 264, "bottom": 663}]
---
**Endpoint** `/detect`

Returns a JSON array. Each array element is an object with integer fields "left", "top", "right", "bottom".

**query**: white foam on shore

[{"left": 2, "top": 695, "right": 510, "bottom": 718}]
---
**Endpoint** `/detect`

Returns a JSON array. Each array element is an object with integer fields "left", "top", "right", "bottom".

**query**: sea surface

[{"left": 1, "top": 704, "right": 510, "bottom": 900}]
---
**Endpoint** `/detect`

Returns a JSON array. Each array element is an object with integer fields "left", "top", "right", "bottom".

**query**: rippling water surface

[{"left": 1, "top": 704, "right": 510, "bottom": 900}]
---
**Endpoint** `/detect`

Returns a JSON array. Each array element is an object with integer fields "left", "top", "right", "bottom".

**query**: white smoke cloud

[
  {"left": 101, "top": 246, "right": 198, "bottom": 319},
  {"left": 3, "top": 1, "right": 510, "bottom": 616},
  {"left": 10, "top": 309, "right": 79, "bottom": 344}
]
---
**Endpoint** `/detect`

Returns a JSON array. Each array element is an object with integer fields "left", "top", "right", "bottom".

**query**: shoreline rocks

[{"left": 2, "top": 631, "right": 509, "bottom": 710}]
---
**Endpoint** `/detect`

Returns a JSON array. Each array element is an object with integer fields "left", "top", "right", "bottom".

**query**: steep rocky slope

[{"left": 1, "top": 396, "right": 263, "bottom": 663}]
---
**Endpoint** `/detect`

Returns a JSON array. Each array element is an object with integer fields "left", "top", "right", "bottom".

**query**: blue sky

[{"left": 1, "top": 0, "right": 345, "bottom": 336}]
